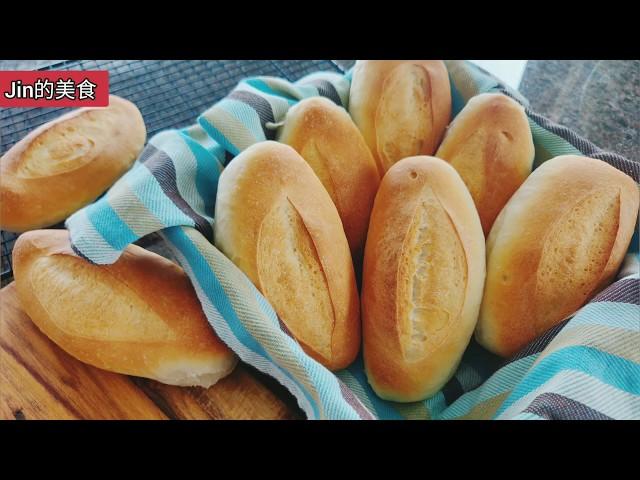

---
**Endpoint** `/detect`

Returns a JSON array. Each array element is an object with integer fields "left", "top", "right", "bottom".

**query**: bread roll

[
  {"left": 362, "top": 156, "right": 485, "bottom": 402},
  {"left": 1, "top": 95, "right": 146, "bottom": 232},
  {"left": 13, "top": 229, "right": 237, "bottom": 387},
  {"left": 349, "top": 60, "right": 451, "bottom": 175},
  {"left": 436, "top": 93, "right": 535, "bottom": 235},
  {"left": 214, "top": 141, "right": 360, "bottom": 371},
  {"left": 278, "top": 97, "right": 380, "bottom": 264},
  {"left": 477, "top": 155, "right": 639, "bottom": 357}
]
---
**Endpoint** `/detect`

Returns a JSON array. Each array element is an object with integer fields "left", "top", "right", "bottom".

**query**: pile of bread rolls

[
  {"left": 3, "top": 62, "right": 638, "bottom": 402},
  {"left": 3, "top": 95, "right": 237, "bottom": 388},
  {"left": 214, "top": 60, "right": 638, "bottom": 402}
]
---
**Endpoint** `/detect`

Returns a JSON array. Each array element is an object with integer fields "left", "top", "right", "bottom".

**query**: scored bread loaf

[
  {"left": 278, "top": 97, "right": 380, "bottom": 265},
  {"left": 214, "top": 141, "right": 360, "bottom": 371},
  {"left": 436, "top": 93, "right": 535, "bottom": 235},
  {"left": 477, "top": 155, "right": 640, "bottom": 357},
  {"left": 13, "top": 229, "right": 237, "bottom": 387},
  {"left": 1, "top": 95, "right": 146, "bottom": 232},
  {"left": 349, "top": 60, "right": 451, "bottom": 175},
  {"left": 362, "top": 156, "right": 486, "bottom": 402}
]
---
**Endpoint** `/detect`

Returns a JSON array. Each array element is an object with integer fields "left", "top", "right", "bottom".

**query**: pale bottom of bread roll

[{"left": 151, "top": 358, "right": 238, "bottom": 388}]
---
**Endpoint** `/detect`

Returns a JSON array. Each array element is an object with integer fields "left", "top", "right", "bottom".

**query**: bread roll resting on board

[
  {"left": 349, "top": 60, "right": 451, "bottom": 175},
  {"left": 279, "top": 97, "right": 380, "bottom": 264},
  {"left": 12, "top": 230, "right": 237, "bottom": 388},
  {"left": 436, "top": 93, "right": 535, "bottom": 235},
  {"left": 214, "top": 141, "right": 360, "bottom": 371},
  {"left": 1, "top": 95, "right": 146, "bottom": 232},
  {"left": 362, "top": 156, "right": 485, "bottom": 402},
  {"left": 477, "top": 155, "right": 639, "bottom": 357}
]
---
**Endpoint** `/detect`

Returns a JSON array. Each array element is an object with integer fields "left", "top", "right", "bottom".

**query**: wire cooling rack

[{"left": 0, "top": 60, "right": 345, "bottom": 285}]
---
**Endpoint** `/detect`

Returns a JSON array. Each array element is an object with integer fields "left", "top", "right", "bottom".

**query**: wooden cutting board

[{"left": 0, "top": 283, "right": 302, "bottom": 420}]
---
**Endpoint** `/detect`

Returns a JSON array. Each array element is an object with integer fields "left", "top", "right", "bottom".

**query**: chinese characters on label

[
  {"left": 0, "top": 71, "right": 109, "bottom": 107},
  {"left": 3, "top": 77, "right": 98, "bottom": 101}
]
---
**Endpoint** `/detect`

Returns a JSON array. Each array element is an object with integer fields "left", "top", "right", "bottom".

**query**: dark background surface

[
  {"left": 2, "top": 60, "right": 637, "bottom": 162},
  {"left": 519, "top": 60, "right": 638, "bottom": 163}
]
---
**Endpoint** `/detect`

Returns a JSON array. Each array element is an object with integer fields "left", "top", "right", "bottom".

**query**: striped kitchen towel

[{"left": 66, "top": 61, "right": 640, "bottom": 420}]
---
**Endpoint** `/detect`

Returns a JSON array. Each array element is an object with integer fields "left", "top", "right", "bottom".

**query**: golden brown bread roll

[
  {"left": 13, "top": 229, "right": 237, "bottom": 387},
  {"left": 1, "top": 95, "right": 146, "bottom": 232},
  {"left": 436, "top": 93, "right": 535, "bottom": 235},
  {"left": 214, "top": 141, "right": 360, "bottom": 371},
  {"left": 477, "top": 155, "right": 640, "bottom": 357},
  {"left": 362, "top": 156, "right": 486, "bottom": 402},
  {"left": 278, "top": 97, "right": 380, "bottom": 264},
  {"left": 349, "top": 60, "right": 451, "bottom": 175}
]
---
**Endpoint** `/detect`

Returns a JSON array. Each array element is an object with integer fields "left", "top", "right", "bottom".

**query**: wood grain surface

[{"left": 0, "top": 282, "right": 302, "bottom": 420}]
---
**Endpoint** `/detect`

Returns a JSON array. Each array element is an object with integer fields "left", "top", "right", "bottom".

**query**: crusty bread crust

[
  {"left": 436, "top": 93, "right": 535, "bottom": 235},
  {"left": 1, "top": 95, "right": 146, "bottom": 232},
  {"left": 279, "top": 97, "right": 380, "bottom": 265},
  {"left": 362, "top": 156, "right": 485, "bottom": 402},
  {"left": 349, "top": 61, "right": 451, "bottom": 176},
  {"left": 477, "top": 155, "right": 640, "bottom": 357},
  {"left": 214, "top": 141, "right": 360, "bottom": 371}
]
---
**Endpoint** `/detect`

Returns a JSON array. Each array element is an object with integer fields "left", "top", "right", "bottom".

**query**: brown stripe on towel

[
  {"left": 591, "top": 277, "right": 639, "bottom": 305},
  {"left": 142, "top": 145, "right": 214, "bottom": 240},
  {"left": 338, "top": 379, "right": 376, "bottom": 420},
  {"left": 523, "top": 392, "right": 612, "bottom": 420},
  {"left": 228, "top": 90, "right": 277, "bottom": 140},
  {"left": 301, "top": 78, "right": 342, "bottom": 106}
]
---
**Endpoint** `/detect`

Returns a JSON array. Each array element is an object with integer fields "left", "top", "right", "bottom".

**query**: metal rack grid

[{"left": 1, "top": 60, "right": 344, "bottom": 285}]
